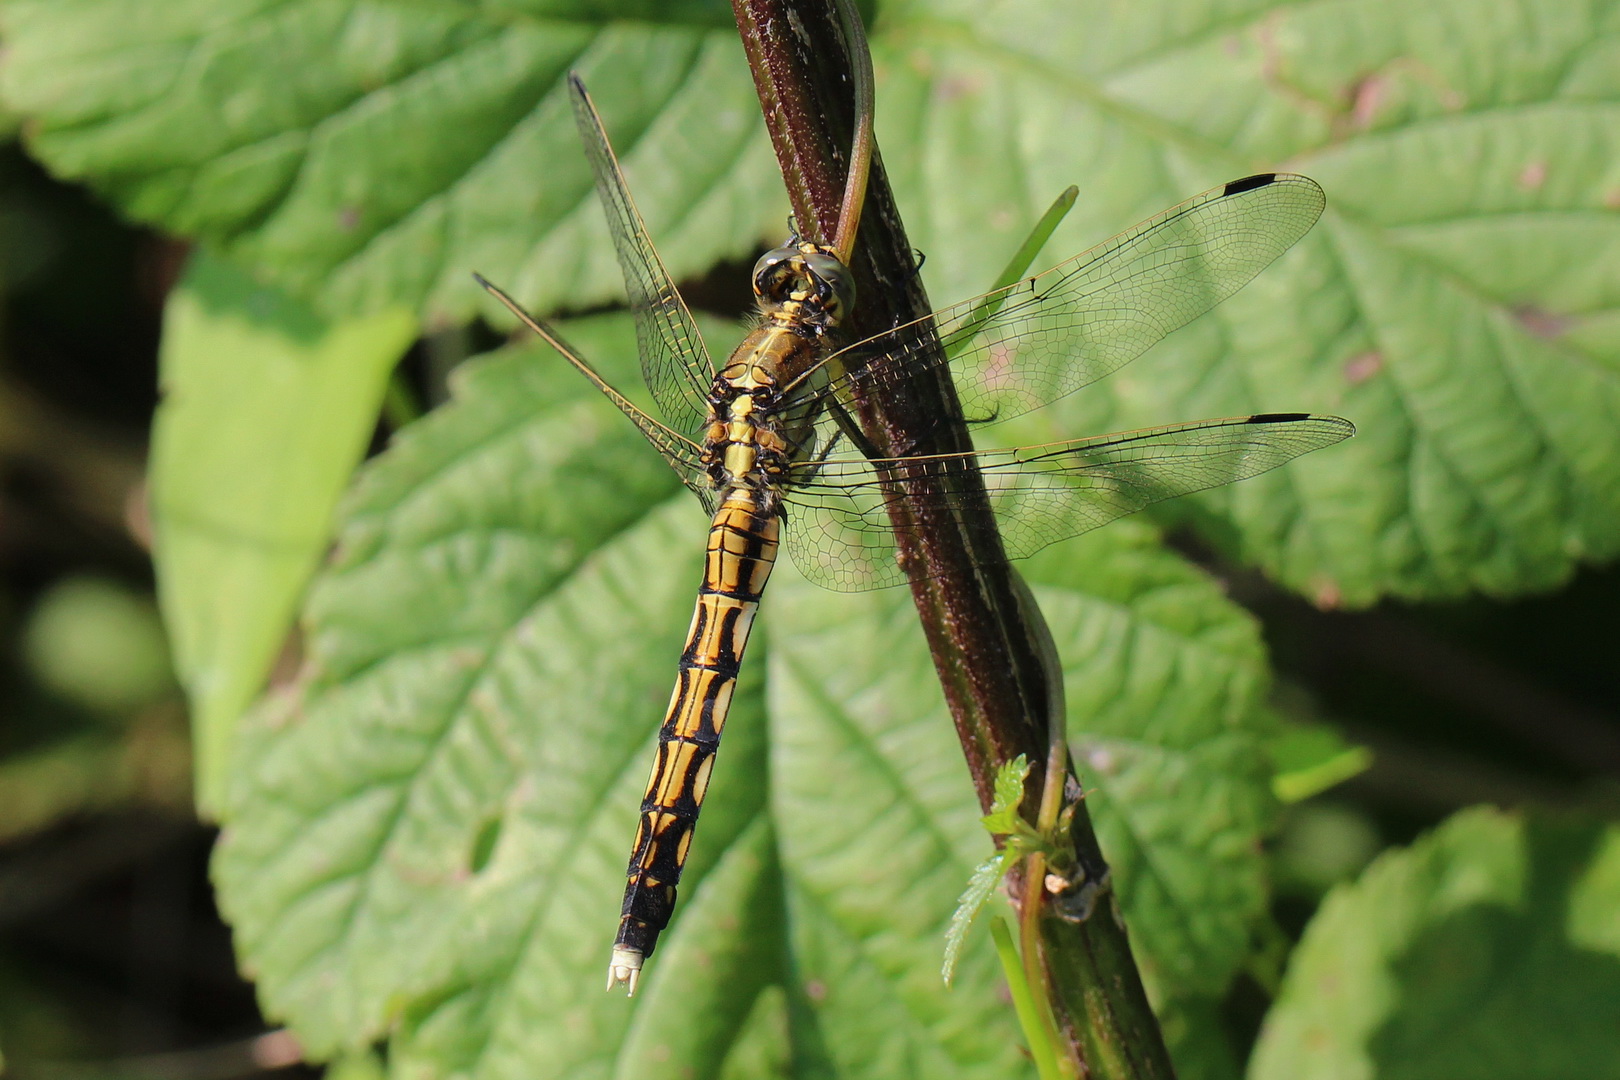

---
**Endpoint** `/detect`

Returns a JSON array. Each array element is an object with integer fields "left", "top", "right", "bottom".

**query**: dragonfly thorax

[
  {"left": 701, "top": 253, "right": 842, "bottom": 501},
  {"left": 751, "top": 242, "right": 854, "bottom": 331},
  {"left": 700, "top": 374, "right": 794, "bottom": 505}
]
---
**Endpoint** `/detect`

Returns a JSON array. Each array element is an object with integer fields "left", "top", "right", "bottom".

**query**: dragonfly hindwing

[{"left": 782, "top": 413, "right": 1354, "bottom": 591}]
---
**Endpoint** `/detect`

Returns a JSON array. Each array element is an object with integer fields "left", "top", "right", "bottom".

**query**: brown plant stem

[{"left": 730, "top": 2, "right": 1177, "bottom": 1077}]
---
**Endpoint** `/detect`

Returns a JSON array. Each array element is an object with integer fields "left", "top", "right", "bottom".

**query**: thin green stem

[
  {"left": 945, "top": 185, "right": 1077, "bottom": 362},
  {"left": 1011, "top": 566, "right": 1074, "bottom": 1076},
  {"left": 993, "top": 186, "right": 1080, "bottom": 294},
  {"left": 991, "top": 917, "right": 1065, "bottom": 1080}
]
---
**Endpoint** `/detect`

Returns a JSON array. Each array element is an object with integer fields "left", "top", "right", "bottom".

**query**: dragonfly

[{"left": 476, "top": 75, "right": 1354, "bottom": 996}]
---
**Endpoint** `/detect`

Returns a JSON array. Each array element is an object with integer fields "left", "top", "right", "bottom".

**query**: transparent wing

[
  {"left": 796, "top": 174, "right": 1326, "bottom": 428},
  {"left": 781, "top": 413, "right": 1355, "bottom": 591},
  {"left": 475, "top": 273, "right": 715, "bottom": 512},
  {"left": 570, "top": 74, "right": 714, "bottom": 439}
]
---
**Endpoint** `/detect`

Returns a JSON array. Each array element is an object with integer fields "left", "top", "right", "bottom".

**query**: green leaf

[
  {"left": 597, "top": 817, "right": 786, "bottom": 1079},
  {"left": 213, "top": 306, "right": 1281, "bottom": 1075},
  {"left": 211, "top": 315, "right": 1026, "bottom": 1078},
  {"left": 943, "top": 850, "right": 1010, "bottom": 987},
  {"left": 1251, "top": 807, "right": 1620, "bottom": 1080},
  {"left": 943, "top": 755, "right": 1029, "bottom": 986},
  {"left": 946, "top": 185, "right": 1077, "bottom": 362},
  {"left": 322, "top": 1050, "right": 384, "bottom": 1080},
  {"left": 151, "top": 251, "right": 415, "bottom": 815},
  {"left": 889, "top": 0, "right": 1620, "bottom": 605},
  {"left": 717, "top": 984, "right": 794, "bottom": 1080},
  {"left": 62, "top": 0, "right": 1611, "bottom": 1070},
  {"left": 735, "top": 567, "right": 1035, "bottom": 1079},
  {"left": 0, "top": 728, "right": 190, "bottom": 843},
  {"left": 1271, "top": 802, "right": 1382, "bottom": 896},
  {"left": 1269, "top": 720, "right": 1374, "bottom": 803},
  {"left": 0, "top": 0, "right": 780, "bottom": 324},
  {"left": 734, "top": 514, "right": 1274, "bottom": 1063},
  {"left": 979, "top": 753, "right": 1031, "bottom": 837},
  {"left": 211, "top": 316, "right": 738, "bottom": 1065},
  {"left": 9, "top": 0, "right": 1615, "bottom": 603},
  {"left": 209, "top": 313, "right": 824, "bottom": 1079},
  {"left": 1159, "top": 997, "right": 1241, "bottom": 1080}
]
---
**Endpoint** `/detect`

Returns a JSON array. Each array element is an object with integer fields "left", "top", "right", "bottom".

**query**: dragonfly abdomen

[{"left": 608, "top": 486, "right": 779, "bottom": 994}]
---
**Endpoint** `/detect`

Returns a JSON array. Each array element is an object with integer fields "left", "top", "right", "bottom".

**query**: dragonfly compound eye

[
  {"left": 751, "top": 247, "right": 800, "bottom": 305},
  {"left": 802, "top": 252, "right": 855, "bottom": 324}
]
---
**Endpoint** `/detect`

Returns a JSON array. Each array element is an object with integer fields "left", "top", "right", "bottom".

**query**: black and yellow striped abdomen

[{"left": 608, "top": 485, "right": 779, "bottom": 991}]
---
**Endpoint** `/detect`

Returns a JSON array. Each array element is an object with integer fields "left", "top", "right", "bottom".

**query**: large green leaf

[
  {"left": 213, "top": 316, "right": 767, "bottom": 1067},
  {"left": 151, "top": 251, "right": 416, "bottom": 814},
  {"left": 0, "top": 0, "right": 776, "bottom": 321},
  {"left": 878, "top": 0, "right": 1620, "bottom": 605},
  {"left": 214, "top": 313, "right": 1280, "bottom": 1077},
  {"left": 768, "top": 523, "right": 1278, "bottom": 1075},
  {"left": 6, "top": 0, "right": 1616, "bottom": 603},
  {"left": 1250, "top": 807, "right": 1620, "bottom": 1080}
]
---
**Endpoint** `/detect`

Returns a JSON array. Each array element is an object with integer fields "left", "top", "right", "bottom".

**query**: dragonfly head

[{"left": 751, "top": 244, "right": 854, "bottom": 327}]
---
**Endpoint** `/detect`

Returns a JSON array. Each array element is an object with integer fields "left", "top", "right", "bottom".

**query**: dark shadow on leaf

[{"left": 1369, "top": 818, "right": 1620, "bottom": 1080}]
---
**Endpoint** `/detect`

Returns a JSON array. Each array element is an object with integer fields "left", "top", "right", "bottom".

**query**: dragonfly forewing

[
  {"left": 570, "top": 75, "right": 715, "bottom": 441},
  {"left": 798, "top": 174, "right": 1326, "bottom": 432}
]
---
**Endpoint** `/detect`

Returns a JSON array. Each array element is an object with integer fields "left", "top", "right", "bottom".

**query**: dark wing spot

[{"left": 1224, "top": 173, "right": 1278, "bottom": 196}]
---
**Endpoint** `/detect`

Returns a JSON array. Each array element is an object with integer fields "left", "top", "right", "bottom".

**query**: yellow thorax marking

[{"left": 717, "top": 331, "right": 794, "bottom": 482}]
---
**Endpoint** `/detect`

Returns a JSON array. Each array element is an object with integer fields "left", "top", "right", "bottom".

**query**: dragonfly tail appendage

[{"left": 609, "top": 489, "right": 779, "bottom": 995}]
